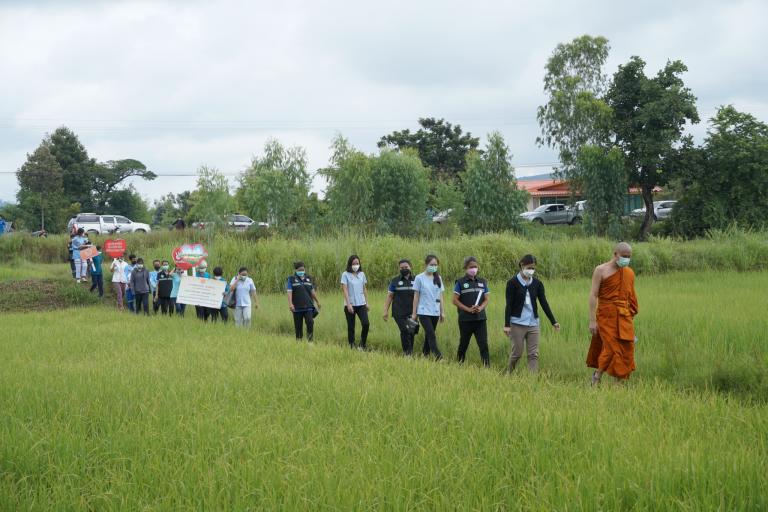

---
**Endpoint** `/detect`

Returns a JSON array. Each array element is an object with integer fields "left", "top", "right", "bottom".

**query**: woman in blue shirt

[
  {"left": 411, "top": 254, "right": 445, "bottom": 360},
  {"left": 341, "top": 254, "right": 370, "bottom": 350},
  {"left": 503, "top": 254, "right": 560, "bottom": 372}
]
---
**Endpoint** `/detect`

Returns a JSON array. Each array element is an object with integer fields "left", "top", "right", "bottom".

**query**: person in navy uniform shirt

[
  {"left": 382, "top": 259, "right": 419, "bottom": 356},
  {"left": 288, "top": 261, "right": 321, "bottom": 342},
  {"left": 452, "top": 256, "right": 491, "bottom": 367}
]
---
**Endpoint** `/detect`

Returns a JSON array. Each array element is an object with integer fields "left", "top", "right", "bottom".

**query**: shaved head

[{"left": 614, "top": 242, "right": 632, "bottom": 253}]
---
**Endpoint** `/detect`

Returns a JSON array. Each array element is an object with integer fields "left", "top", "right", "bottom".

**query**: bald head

[{"left": 614, "top": 242, "right": 632, "bottom": 255}]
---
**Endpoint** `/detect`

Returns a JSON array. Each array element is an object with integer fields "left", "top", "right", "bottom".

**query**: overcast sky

[{"left": 1, "top": 0, "right": 767, "bottom": 205}]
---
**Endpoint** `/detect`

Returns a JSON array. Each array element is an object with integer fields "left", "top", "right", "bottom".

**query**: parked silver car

[
  {"left": 67, "top": 213, "right": 152, "bottom": 235},
  {"left": 630, "top": 200, "right": 677, "bottom": 220},
  {"left": 519, "top": 204, "right": 582, "bottom": 225},
  {"left": 192, "top": 214, "right": 269, "bottom": 231}
]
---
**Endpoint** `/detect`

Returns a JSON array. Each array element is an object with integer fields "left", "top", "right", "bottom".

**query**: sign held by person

[
  {"left": 172, "top": 243, "right": 208, "bottom": 270},
  {"left": 104, "top": 239, "right": 127, "bottom": 258},
  {"left": 79, "top": 246, "right": 99, "bottom": 260},
  {"left": 176, "top": 275, "right": 226, "bottom": 308}
]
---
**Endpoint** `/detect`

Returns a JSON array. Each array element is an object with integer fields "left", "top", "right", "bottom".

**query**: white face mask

[
  {"left": 522, "top": 268, "right": 535, "bottom": 278},
  {"left": 351, "top": 264, "right": 360, "bottom": 272}
]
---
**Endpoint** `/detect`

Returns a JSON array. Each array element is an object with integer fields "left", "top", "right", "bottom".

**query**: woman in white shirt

[
  {"left": 411, "top": 254, "right": 445, "bottom": 360},
  {"left": 341, "top": 254, "right": 370, "bottom": 350},
  {"left": 109, "top": 256, "right": 129, "bottom": 311}
]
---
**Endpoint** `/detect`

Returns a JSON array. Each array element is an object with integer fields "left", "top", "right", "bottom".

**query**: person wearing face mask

[
  {"left": 110, "top": 255, "right": 129, "bottom": 311},
  {"left": 287, "top": 261, "right": 321, "bottom": 342},
  {"left": 230, "top": 267, "right": 258, "bottom": 328},
  {"left": 210, "top": 267, "right": 230, "bottom": 323},
  {"left": 383, "top": 259, "right": 419, "bottom": 356},
  {"left": 453, "top": 256, "right": 491, "bottom": 367},
  {"left": 504, "top": 254, "right": 560, "bottom": 373},
  {"left": 586, "top": 242, "right": 639, "bottom": 385},
  {"left": 341, "top": 255, "right": 370, "bottom": 350},
  {"left": 124, "top": 254, "right": 137, "bottom": 312},
  {"left": 128, "top": 258, "right": 152, "bottom": 316},
  {"left": 170, "top": 266, "right": 187, "bottom": 316},
  {"left": 412, "top": 254, "right": 445, "bottom": 360},
  {"left": 155, "top": 260, "right": 174, "bottom": 316},
  {"left": 149, "top": 259, "right": 162, "bottom": 314},
  {"left": 194, "top": 261, "right": 211, "bottom": 321}
]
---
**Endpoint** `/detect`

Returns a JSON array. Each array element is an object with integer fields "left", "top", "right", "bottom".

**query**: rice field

[{"left": 0, "top": 270, "right": 766, "bottom": 510}]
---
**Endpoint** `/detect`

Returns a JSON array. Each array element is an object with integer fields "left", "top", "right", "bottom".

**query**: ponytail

[{"left": 425, "top": 254, "right": 441, "bottom": 287}]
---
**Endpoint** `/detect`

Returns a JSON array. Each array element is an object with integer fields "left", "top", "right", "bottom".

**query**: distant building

[{"left": 517, "top": 175, "right": 649, "bottom": 214}]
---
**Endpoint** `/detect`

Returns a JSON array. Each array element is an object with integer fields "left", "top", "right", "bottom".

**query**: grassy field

[{"left": 0, "top": 270, "right": 766, "bottom": 509}]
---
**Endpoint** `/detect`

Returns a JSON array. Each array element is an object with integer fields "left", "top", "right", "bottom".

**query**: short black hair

[
  {"left": 294, "top": 261, "right": 305, "bottom": 270},
  {"left": 136, "top": 258, "right": 144, "bottom": 264},
  {"left": 213, "top": 266, "right": 223, "bottom": 277},
  {"left": 128, "top": 254, "right": 136, "bottom": 260},
  {"left": 96, "top": 245, "right": 102, "bottom": 251},
  {"left": 76, "top": 228, "right": 84, "bottom": 235},
  {"left": 238, "top": 266, "right": 248, "bottom": 273},
  {"left": 463, "top": 256, "right": 478, "bottom": 269},
  {"left": 519, "top": 254, "right": 537, "bottom": 267}
]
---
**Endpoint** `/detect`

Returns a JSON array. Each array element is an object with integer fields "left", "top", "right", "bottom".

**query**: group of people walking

[{"left": 69, "top": 230, "right": 640, "bottom": 383}]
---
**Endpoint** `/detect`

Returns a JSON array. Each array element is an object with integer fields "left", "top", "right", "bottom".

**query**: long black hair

[
  {"left": 425, "top": 254, "right": 441, "bottom": 287},
  {"left": 346, "top": 254, "right": 362, "bottom": 273}
]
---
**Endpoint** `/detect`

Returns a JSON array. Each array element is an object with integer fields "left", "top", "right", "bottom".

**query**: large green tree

[
  {"left": 606, "top": 57, "right": 699, "bottom": 239},
  {"left": 378, "top": 118, "right": 480, "bottom": 182},
  {"left": 92, "top": 159, "right": 156, "bottom": 211},
  {"left": 460, "top": 132, "right": 528, "bottom": 233},
  {"left": 671, "top": 106, "right": 768, "bottom": 236},
  {"left": 48, "top": 127, "right": 95, "bottom": 209},
  {"left": 236, "top": 139, "right": 310, "bottom": 227},
  {"left": 321, "top": 135, "right": 375, "bottom": 227},
  {"left": 104, "top": 186, "right": 151, "bottom": 223},
  {"left": 576, "top": 144, "right": 627, "bottom": 238},
  {"left": 370, "top": 149, "right": 429, "bottom": 235},
  {"left": 16, "top": 142, "right": 67, "bottom": 231},
  {"left": 537, "top": 35, "right": 612, "bottom": 183},
  {"left": 188, "top": 166, "right": 233, "bottom": 226}
]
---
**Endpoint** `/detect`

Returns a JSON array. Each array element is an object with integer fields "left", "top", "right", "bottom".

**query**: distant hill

[{"left": 518, "top": 173, "right": 553, "bottom": 181}]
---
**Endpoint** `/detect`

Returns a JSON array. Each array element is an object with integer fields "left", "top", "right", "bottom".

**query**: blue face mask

[
  {"left": 296, "top": 271, "right": 305, "bottom": 277},
  {"left": 617, "top": 257, "right": 631, "bottom": 268},
  {"left": 427, "top": 265, "right": 438, "bottom": 273}
]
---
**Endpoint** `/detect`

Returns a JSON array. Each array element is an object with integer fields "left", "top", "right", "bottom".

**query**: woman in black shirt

[{"left": 382, "top": 259, "right": 419, "bottom": 355}]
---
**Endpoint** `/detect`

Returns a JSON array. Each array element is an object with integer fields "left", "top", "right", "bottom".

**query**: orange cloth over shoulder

[{"left": 586, "top": 267, "right": 639, "bottom": 379}]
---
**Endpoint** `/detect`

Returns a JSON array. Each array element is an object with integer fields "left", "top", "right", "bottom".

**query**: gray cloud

[{"left": 1, "top": 0, "right": 766, "bottom": 204}]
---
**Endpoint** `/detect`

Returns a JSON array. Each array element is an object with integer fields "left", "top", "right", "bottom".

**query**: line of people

[{"left": 70, "top": 239, "right": 639, "bottom": 381}]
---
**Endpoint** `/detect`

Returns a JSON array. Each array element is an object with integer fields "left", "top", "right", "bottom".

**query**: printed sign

[
  {"left": 172, "top": 243, "right": 208, "bottom": 270},
  {"left": 104, "top": 239, "right": 127, "bottom": 258},
  {"left": 79, "top": 246, "right": 99, "bottom": 260},
  {"left": 176, "top": 275, "right": 226, "bottom": 308}
]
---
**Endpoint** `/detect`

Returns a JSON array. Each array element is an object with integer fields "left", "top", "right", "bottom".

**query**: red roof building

[{"left": 517, "top": 178, "right": 649, "bottom": 213}]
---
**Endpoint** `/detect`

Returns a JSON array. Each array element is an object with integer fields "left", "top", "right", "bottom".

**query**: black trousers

[
  {"left": 195, "top": 305, "right": 210, "bottom": 321},
  {"left": 418, "top": 315, "right": 442, "bottom": 360},
  {"left": 458, "top": 320, "right": 490, "bottom": 367},
  {"left": 89, "top": 273, "right": 104, "bottom": 297},
  {"left": 69, "top": 259, "right": 76, "bottom": 278},
  {"left": 158, "top": 296, "right": 173, "bottom": 316},
  {"left": 134, "top": 293, "right": 150, "bottom": 315},
  {"left": 210, "top": 306, "right": 229, "bottom": 323},
  {"left": 394, "top": 316, "right": 419, "bottom": 355},
  {"left": 344, "top": 305, "right": 370, "bottom": 347},
  {"left": 153, "top": 296, "right": 160, "bottom": 314},
  {"left": 293, "top": 310, "right": 314, "bottom": 341}
]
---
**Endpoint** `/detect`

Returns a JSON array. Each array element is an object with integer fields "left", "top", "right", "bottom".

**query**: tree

[
  {"left": 537, "top": 35, "right": 612, "bottom": 183},
  {"left": 577, "top": 145, "right": 627, "bottom": 238},
  {"left": 16, "top": 142, "right": 67, "bottom": 231},
  {"left": 370, "top": 149, "right": 429, "bottom": 235},
  {"left": 606, "top": 57, "right": 699, "bottom": 239},
  {"left": 378, "top": 118, "right": 480, "bottom": 182},
  {"left": 104, "top": 186, "right": 151, "bottom": 223},
  {"left": 92, "top": 159, "right": 156, "bottom": 211},
  {"left": 671, "top": 106, "right": 768, "bottom": 236},
  {"left": 321, "top": 135, "right": 375, "bottom": 227},
  {"left": 188, "top": 166, "right": 233, "bottom": 226},
  {"left": 460, "top": 132, "right": 528, "bottom": 232},
  {"left": 47, "top": 127, "right": 96, "bottom": 209},
  {"left": 236, "top": 139, "right": 310, "bottom": 227},
  {"left": 152, "top": 192, "right": 192, "bottom": 227}
]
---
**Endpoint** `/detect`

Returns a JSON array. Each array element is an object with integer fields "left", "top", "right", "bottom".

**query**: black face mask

[
  {"left": 154, "top": 265, "right": 161, "bottom": 270},
  {"left": 400, "top": 268, "right": 411, "bottom": 277}
]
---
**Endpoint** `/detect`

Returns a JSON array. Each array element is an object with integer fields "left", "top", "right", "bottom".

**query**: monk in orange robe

[{"left": 586, "top": 242, "right": 638, "bottom": 384}]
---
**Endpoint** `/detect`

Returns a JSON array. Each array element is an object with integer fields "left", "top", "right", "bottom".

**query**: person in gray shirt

[
  {"left": 341, "top": 254, "right": 370, "bottom": 350},
  {"left": 129, "top": 258, "right": 152, "bottom": 316}
]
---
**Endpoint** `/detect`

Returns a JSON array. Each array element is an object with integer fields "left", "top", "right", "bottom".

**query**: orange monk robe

[{"left": 586, "top": 267, "right": 639, "bottom": 379}]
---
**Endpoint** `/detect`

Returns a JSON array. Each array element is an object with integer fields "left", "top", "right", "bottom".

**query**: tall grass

[
  {"left": 1, "top": 228, "right": 767, "bottom": 292},
  {"left": 0, "top": 276, "right": 766, "bottom": 509}
]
